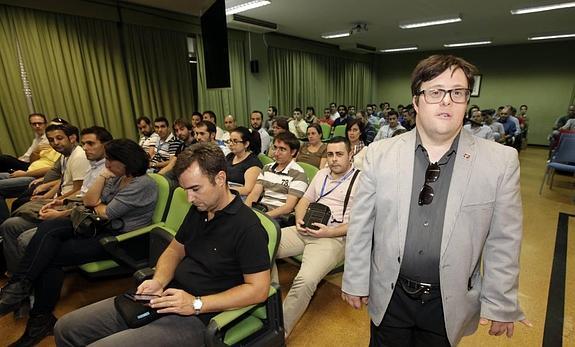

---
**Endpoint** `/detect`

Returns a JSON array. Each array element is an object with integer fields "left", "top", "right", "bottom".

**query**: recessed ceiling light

[
  {"left": 399, "top": 15, "right": 462, "bottom": 29},
  {"left": 225, "top": 0, "right": 271, "bottom": 15},
  {"left": 380, "top": 46, "right": 419, "bottom": 53},
  {"left": 321, "top": 31, "right": 351, "bottom": 39},
  {"left": 511, "top": 1, "right": 575, "bottom": 15},
  {"left": 443, "top": 40, "right": 492, "bottom": 48},
  {"left": 528, "top": 33, "right": 575, "bottom": 40}
]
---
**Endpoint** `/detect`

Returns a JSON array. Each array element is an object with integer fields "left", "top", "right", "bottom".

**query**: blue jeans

[{"left": 0, "top": 173, "right": 35, "bottom": 223}]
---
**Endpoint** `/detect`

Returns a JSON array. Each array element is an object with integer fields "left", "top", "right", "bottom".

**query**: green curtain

[
  {"left": 6, "top": 6, "right": 136, "bottom": 140},
  {"left": 268, "top": 47, "right": 375, "bottom": 115},
  {"left": 197, "top": 36, "right": 249, "bottom": 126},
  {"left": 0, "top": 6, "right": 33, "bottom": 156},
  {"left": 122, "top": 24, "right": 195, "bottom": 122}
]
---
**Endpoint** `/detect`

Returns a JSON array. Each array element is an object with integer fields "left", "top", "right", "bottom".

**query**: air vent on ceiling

[
  {"left": 227, "top": 14, "right": 278, "bottom": 33},
  {"left": 339, "top": 43, "right": 377, "bottom": 54}
]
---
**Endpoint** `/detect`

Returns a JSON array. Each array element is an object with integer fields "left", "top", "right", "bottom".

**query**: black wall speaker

[{"left": 250, "top": 60, "right": 259, "bottom": 73}]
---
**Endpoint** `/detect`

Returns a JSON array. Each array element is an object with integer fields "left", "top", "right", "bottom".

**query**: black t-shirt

[
  {"left": 225, "top": 152, "right": 263, "bottom": 185},
  {"left": 172, "top": 195, "right": 270, "bottom": 321}
]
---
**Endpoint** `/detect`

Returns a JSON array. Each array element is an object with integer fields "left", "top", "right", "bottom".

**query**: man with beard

[
  {"left": 136, "top": 116, "right": 160, "bottom": 157},
  {"left": 158, "top": 118, "right": 196, "bottom": 176},
  {"left": 463, "top": 110, "right": 494, "bottom": 140},
  {"left": 251, "top": 111, "right": 271, "bottom": 154}
]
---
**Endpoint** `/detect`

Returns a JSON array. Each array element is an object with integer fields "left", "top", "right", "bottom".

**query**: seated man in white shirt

[
  {"left": 374, "top": 111, "right": 406, "bottom": 141},
  {"left": 136, "top": 116, "right": 160, "bottom": 158},
  {"left": 202, "top": 111, "right": 225, "bottom": 141},
  {"left": 463, "top": 110, "right": 494, "bottom": 140},
  {"left": 272, "top": 136, "right": 359, "bottom": 337},
  {"left": 0, "top": 113, "right": 49, "bottom": 173}
]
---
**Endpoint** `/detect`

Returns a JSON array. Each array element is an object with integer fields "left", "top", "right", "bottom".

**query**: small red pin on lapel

[{"left": 463, "top": 153, "right": 470, "bottom": 159}]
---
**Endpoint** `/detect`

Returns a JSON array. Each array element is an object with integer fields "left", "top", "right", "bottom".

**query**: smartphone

[{"left": 124, "top": 293, "right": 161, "bottom": 303}]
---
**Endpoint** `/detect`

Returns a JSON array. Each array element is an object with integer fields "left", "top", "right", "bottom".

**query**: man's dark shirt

[
  {"left": 173, "top": 194, "right": 270, "bottom": 323},
  {"left": 399, "top": 132, "right": 459, "bottom": 284}
]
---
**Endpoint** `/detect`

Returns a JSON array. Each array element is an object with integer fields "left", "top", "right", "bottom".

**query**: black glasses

[
  {"left": 417, "top": 88, "right": 471, "bottom": 104},
  {"left": 418, "top": 162, "right": 440, "bottom": 206}
]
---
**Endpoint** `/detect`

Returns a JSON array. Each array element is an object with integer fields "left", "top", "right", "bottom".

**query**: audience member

[
  {"left": 54, "top": 142, "right": 270, "bottom": 347},
  {"left": 245, "top": 132, "right": 308, "bottom": 225},
  {"left": 296, "top": 124, "right": 327, "bottom": 169},
  {"left": 158, "top": 118, "right": 196, "bottom": 175},
  {"left": 401, "top": 105, "right": 417, "bottom": 131},
  {"left": 289, "top": 108, "right": 308, "bottom": 140},
  {"left": 250, "top": 110, "right": 271, "bottom": 154},
  {"left": 319, "top": 108, "right": 334, "bottom": 126},
  {"left": 202, "top": 111, "right": 224, "bottom": 141},
  {"left": 329, "top": 102, "right": 339, "bottom": 122},
  {"left": 222, "top": 114, "right": 237, "bottom": 143},
  {"left": 149, "top": 117, "right": 182, "bottom": 173},
  {"left": 484, "top": 110, "right": 505, "bottom": 143},
  {"left": 333, "top": 105, "right": 350, "bottom": 128},
  {"left": 0, "top": 113, "right": 49, "bottom": 173},
  {"left": 348, "top": 105, "right": 356, "bottom": 118},
  {"left": 346, "top": 119, "right": 365, "bottom": 159},
  {"left": 265, "top": 105, "right": 278, "bottom": 134},
  {"left": 0, "top": 139, "right": 157, "bottom": 346},
  {"left": 354, "top": 110, "right": 376, "bottom": 145},
  {"left": 554, "top": 104, "right": 575, "bottom": 129},
  {"left": 463, "top": 110, "right": 494, "bottom": 140},
  {"left": 271, "top": 117, "right": 289, "bottom": 137},
  {"left": 374, "top": 110, "right": 406, "bottom": 141},
  {"left": 190, "top": 112, "right": 203, "bottom": 129},
  {"left": 273, "top": 136, "right": 359, "bottom": 337},
  {"left": 498, "top": 107, "right": 518, "bottom": 146},
  {"left": 366, "top": 105, "right": 379, "bottom": 126},
  {"left": 226, "top": 126, "right": 263, "bottom": 197},
  {"left": 136, "top": 116, "right": 160, "bottom": 157},
  {"left": 304, "top": 107, "right": 318, "bottom": 124},
  {"left": 194, "top": 121, "right": 230, "bottom": 156}
]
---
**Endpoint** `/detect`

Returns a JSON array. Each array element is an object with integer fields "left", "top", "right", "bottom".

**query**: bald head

[{"left": 224, "top": 115, "right": 237, "bottom": 131}]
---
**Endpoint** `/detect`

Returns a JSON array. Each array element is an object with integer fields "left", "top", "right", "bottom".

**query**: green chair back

[
  {"left": 148, "top": 173, "right": 171, "bottom": 223},
  {"left": 252, "top": 209, "right": 281, "bottom": 262},
  {"left": 297, "top": 161, "right": 319, "bottom": 183},
  {"left": 258, "top": 153, "right": 274, "bottom": 166},
  {"left": 332, "top": 124, "right": 347, "bottom": 138},
  {"left": 163, "top": 187, "right": 192, "bottom": 235},
  {"left": 320, "top": 123, "right": 331, "bottom": 140}
]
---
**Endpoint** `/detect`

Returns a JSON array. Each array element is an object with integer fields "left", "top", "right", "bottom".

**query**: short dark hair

[
  {"left": 197, "top": 120, "right": 216, "bottom": 134},
  {"left": 232, "top": 126, "right": 261, "bottom": 154},
  {"left": 520, "top": 104, "right": 528, "bottom": 109},
  {"left": 307, "top": 123, "right": 323, "bottom": 137},
  {"left": 154, "top": 117, "right": 169, "bottom": 127},
  {"left": 173, "top": 142, "right": 227, "bottom": 184},
  {"left": 173, "top": 118, "right": 193, "bottom": 131},
  {"left": 46, "top": 124, "right": 79, "bottom": 139},
  {"left": 272, "top": 117, "right": 289, "bottom": 131},
  {"left": 306, "top": 106, "right": 315, "bottom": 114},
  {"left": 327, "top": 136, "right": 351, "bottom": 152},
  {"left": 346, "top": 118, "right": 365, "bottom": 142},
  {"left": 329, "top": 102, "right": 336, "bottom": 107},
  {"left": 293, "top": 107, "right": 303, "bottom": 114},
  {"left": 203, "top": 110, "right": 217, "bottom": 123},
  {"left": 338, "top": 105, "right": 348, "bottom": 113},
  {"left": 251, "top": 110, "right": 264, "bottom": 119},
  {"left": 80, "top": 126, "right": 113, "bottom": 143},
  {"left": 274, "top": 131, "right": 300, "bottom": 155},
  {"left": 268, "top": 106, "right": 277, "bottom": 115},
  {"left": 411, "top": 55, "right": 478, "bottom": 98},
  {"left": 28, "top": 113, "right": 47, "bottom": 123},
  {"left": 105, "top": 139, "right": 149, "bottom": 177},
  {"left": 50, "top": 117, "right": 68, "bottom": 125},
  {"left": 136, "top": 116, "right": 151, "bottom": 125},
  {"left": 387, "top": 110, "right": 399, "bottom": 118}
]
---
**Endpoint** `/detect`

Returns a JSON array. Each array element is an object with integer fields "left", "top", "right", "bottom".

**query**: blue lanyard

[{"left": 317, "top": 168, "right": 355, "bottom": 202}]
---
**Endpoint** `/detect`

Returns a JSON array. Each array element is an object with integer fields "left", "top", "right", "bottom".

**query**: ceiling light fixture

[
  {"left": 399, "top": 15, "right": 462, "bottom": 29},
  {"left": 225, "top": 0, "right": 271, "bottom": 15},
  {"left": 380, "top": 46, "right": 419, "bottom": 53},
  {"left": 321, "top": 31, "right": 351, "bottom": 39},
  {"left": 443, "top": 40, "right": 492, "bottom": 48},
  {"left": 511, "top": 1, "right": 575, "bottom": 15},
  {"left": 528, "top": 33, "right": 575, "bottom": 40},
  {"left": 321, "top": 23, "right": 367, "bottom": 40}
]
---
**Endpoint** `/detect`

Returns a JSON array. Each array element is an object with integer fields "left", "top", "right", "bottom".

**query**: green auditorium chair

[
  {"left": 258, "top": 153, "right": 274, "bottom": 166},
  {"left": 332, "top": 124, "right": 347, "bottom": 138},
  {"left": 297, "top": 162, "right": 319, "bottom": 183},
  {"left": 320, "top": 123, "right": 331, "bottom": 141}
]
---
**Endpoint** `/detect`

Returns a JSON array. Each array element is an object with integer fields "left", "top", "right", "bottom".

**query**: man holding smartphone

[{"left": 271, "top": 136, "right": 359, "bottom": 338}]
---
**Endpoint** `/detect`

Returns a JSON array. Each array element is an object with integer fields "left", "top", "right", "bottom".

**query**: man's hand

[
  {"left": 29, "top": 177, "right": 43, "bottom": 188},
  {"left": 150, "top": 288, "right": 196, "bottom": 315},
  {"left": 32, "top": 183, "right": 51, "bottom": 196},
  {"left": 306, "top": 223, "right": 332, "bottom": 238},
  {"left": 39, "top": 208, "right": 66, "bottom": 220},
  {"left": 295, "top": 218, "right": 307, "bottom": 234},
  {"left": 9, "top": 170, "right": 27, "bottom": 178},
  {"left": 341, "top": 291, "right": 368, "bottom": 309},
  {"left": 479, "top": 317, "right": 532, "bottom": 338},
  {"left": 136, "top": 279, "right": 164, "bottom": 296}
]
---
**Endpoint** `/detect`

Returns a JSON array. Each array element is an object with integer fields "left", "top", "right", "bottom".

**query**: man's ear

[
  {"left": 412, "top": 95, "right": 419, "bottom": 114},
  {"left": 69, "top": 134, "right": 78, "bottom": 144},
  {"left": 215, "top": 170, "right": 226, "bottom": 187}
]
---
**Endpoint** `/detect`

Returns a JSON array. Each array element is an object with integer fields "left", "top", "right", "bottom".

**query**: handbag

[
  {"left": 70, "top": 205, "right": 123, "bottom": 237},
  {"left": 302, "top": 202, "right": 331, "bottom": 230}
]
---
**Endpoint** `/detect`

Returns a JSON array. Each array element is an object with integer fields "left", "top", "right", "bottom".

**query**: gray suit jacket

[{"left": 342, "top": 129, "right": 525, "bottom": 345}]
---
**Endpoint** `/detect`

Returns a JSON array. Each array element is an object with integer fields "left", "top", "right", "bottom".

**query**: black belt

[{"left": 398, "top": 275, "right": 440, "bottom": 299}]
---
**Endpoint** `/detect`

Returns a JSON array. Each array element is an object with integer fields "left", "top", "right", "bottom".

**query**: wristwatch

[{"left": 193, "top": 296, "right": 203, "bottom": 315}]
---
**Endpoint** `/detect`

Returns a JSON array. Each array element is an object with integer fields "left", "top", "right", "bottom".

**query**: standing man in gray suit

[{"left": 341, "top": 55, "right": 530, "bottom": 346}]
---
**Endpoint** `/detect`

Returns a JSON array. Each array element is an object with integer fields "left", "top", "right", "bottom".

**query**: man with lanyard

[{"left": 272, "top": 136, "right": 359, "bottom": 338}]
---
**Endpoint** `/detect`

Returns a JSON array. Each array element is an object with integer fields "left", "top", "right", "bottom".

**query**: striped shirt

[
  {"left": 151, "top": 133, "right": 182, "bottom": 165},
  {"left": 257, "top": 160, "right": 308, "bottom": 210}
]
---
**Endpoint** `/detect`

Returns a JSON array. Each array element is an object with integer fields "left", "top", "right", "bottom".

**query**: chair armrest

[
  {"left": 133, "top": 267, "right": 155, "bottom": 284},
  {"left": 99, "top": 224, "right": 162, "bottom": 270}
]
